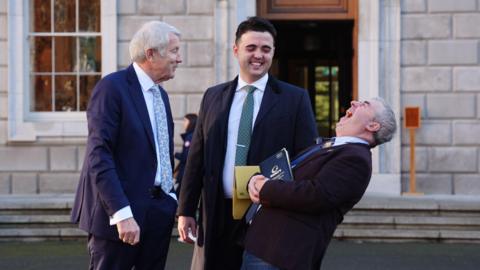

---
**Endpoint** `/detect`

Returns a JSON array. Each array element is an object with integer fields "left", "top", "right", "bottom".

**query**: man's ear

[
  {"left": 233, "top": 43, "right": 239, "bottom": 57},
  {"left": 367, "top": 121, "right": 381, "bottom": 132},
  {"left": 145, "top": 48, "right": 155, "bottom": 61}
]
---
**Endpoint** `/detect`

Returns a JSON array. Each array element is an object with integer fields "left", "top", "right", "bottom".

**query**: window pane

[
  {"left": 54, "top": 0, "right": 75, "bottom": 32},
  {"left": 79, "top": 0, "right": 100, "bottom": 32},
  {"left": 31, "top": 75, "right": 52, "bottom": 111},
  {"left": 31, "top": 0, "right": 51, "bottom": 32},
  {"left": 31, "top": 36, "right": 52, "bottom": 72},
  {"left": 54, "top": 36, "right": 76, "bottom": 72},
  {"left": 80, "top": 37, "right": 102, "bottom": 72},
  {"left": 80, "top": 75, "right": 100, "bottom": 110},
  {"left": 55, "top": 75, "right": 77, "bottom": 111}
]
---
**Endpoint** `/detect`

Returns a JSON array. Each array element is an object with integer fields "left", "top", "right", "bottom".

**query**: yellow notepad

[{"left": 232, "top": 166, "right": 259, "bottom": 219}]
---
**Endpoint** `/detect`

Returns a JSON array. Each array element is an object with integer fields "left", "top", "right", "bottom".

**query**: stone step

[{"left": 0, "top": 228, "right": 87, "bottom": 241}]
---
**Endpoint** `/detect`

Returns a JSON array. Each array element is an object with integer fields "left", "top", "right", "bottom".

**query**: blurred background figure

[{"left": 174, "top": 113, "right": 198, "bottom": 198}]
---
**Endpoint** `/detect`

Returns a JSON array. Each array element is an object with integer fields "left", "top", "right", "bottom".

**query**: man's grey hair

[
  {"left": 129, "top": 21, "right": 181, "bottom": 63},
  {"left": 371, "top": 97, "right": 397, "bottom": 147}
]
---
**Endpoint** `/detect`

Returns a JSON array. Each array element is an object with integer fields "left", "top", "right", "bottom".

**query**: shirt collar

[
  {"left": 236, "top": 73, "right": 268, "bottom": 92},
  {"left": 333, "top": 136, "right": 369, "bottom": 147},
  {"left": 133, "top": 62, "right": 157, "bottom": 92}
]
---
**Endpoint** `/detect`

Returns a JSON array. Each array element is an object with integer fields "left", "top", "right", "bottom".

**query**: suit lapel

[
  {"left": 218, "top": 78, "right": 238, "bottom": 152},
  {"left": 252, "top": 77, "right": 280, "bottom": 132},
  {"left": 126, "top": 65, "right": 156, "bottom": 152}
]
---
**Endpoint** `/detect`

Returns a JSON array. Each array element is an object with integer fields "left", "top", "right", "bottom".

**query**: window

[
  {"left": 30, "top": 0, "right": 102, "bottom": 112},
  {"left": 7, "top": 0, "right": 116, "bottom": 141}
]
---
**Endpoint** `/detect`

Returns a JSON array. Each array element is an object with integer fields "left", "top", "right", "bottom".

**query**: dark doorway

[{"left": 270, "top": 21, "right": 354, "bottom": 137}]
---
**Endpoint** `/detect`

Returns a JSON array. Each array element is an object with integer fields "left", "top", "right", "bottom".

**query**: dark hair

[
  {"left": 235, "top": 16, "right": 277, "bottom": 44},
  {"left": 185, "top": 113, "right": 198, "bottom": 133}
]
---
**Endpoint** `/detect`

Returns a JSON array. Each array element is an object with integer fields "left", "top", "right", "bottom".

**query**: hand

[
  {"left": 116, "top": 217, "right": 140, "bottom": 245},
  {"left": 248, "top": 175, "right": 267, "bottom": 204},
  {"left": 177, "top": 216, "right": 197, "bottom": 244}
]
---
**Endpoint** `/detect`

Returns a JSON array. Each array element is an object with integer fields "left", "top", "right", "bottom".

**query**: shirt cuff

[{"left": 109, "top": 206, "right": 133, "bottom": 225}]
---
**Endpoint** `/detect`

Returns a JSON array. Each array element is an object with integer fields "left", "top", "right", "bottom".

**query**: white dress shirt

[
  {"left": 109, "top": 63, "right": 177, "bottom": 225},
  {"left": 222, "top": 74, "right": 268, "bottom": 198},
  {"left": 332, "top": 136, "right": 369, "bottom": 147}
]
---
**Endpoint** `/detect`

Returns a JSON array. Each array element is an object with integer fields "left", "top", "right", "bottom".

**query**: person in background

[
  {"left": 174, "top": 113, "right": 198, "bottom": 198},
  {"left": 71, "top": 21, "right": 182, "bottom": 270}
]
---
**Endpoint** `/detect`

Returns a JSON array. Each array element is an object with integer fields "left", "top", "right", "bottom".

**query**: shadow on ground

[{"left": 1, "top": 239, "right": 479, "bottom": 269}]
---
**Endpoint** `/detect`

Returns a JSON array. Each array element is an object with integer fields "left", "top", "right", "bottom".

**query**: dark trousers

[
  {"left": 206, "top": 199, "right": 244, "bottom": 270},
  {"left": 88, "top": 193, "right": 177, "bottom": 270}
]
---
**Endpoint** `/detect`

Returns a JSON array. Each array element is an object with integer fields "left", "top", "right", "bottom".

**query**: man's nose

[{"left": 351, "top": 100, "right": 360, "bottom": 107}]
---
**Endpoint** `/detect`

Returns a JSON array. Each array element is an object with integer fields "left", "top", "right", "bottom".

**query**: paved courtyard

[{"left": 0, "top": 239, "right": 479, "bottom": 269}]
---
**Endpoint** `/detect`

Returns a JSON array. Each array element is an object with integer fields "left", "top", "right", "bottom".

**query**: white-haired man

[
  {"left": 71, "top": 21, "right": 182, "bottom": 270},
  {"left": 242, "top": 97, "right": 397, "bottom": 270}
]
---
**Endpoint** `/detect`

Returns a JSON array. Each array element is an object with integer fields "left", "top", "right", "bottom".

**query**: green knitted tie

[{"left": 235, "top": 85, "right": 256, "bottom": 166}]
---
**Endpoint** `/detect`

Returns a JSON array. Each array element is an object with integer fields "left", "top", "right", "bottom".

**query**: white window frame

[{"left": 8, "top": 0, "right": 117, "bottom": 141}]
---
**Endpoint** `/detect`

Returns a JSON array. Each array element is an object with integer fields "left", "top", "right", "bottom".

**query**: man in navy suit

[
  {"left": 243, "top": 97, "right": 397, "bottom": 270},
  {"left": 71, "top": 21, "right": 182, "bottom": 270},
  {"left": 177, "top": 17, "right": 318, "bottom": 269}
]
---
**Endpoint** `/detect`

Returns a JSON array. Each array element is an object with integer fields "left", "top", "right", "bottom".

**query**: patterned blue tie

[
  {"left": 235, "top": 85, "right": 256, "bottom": 166},
  {"left": 151, "top": 85, "right": 173, "bottom": 194}
]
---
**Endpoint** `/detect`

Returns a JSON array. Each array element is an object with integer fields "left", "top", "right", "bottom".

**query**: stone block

[
  {"left": 454, "top": 174, "right": 480, "bottom": 195},
  {"left": 401, "top": 94, "right": 426, "bottom": 118},
  {"left": 118, "top": 42, "right": 131, "bottom": 67},
  {"left": 187, "top": 0, "right": 214, "bottom": 14},
  {"left": 401, "top": 41, "right": 426, "bottom": 66},
  {"left": 455, "top": 14, "right": 480, "bottom": 38},
  {"left": 0, "top": 67, "right": 7, "bottom": 92},
  {"left": 0, "top": 15, "right": 6, "bottom": 40},
  {"left": 169, "top": 94, "right": 186, "bottom": 119},
  {"left": 401, "top": 67, "right": 451, "bottom": 91},
  {"left": 428, "top": 147, "right": 477, "bottom": 172},
  {"left": 50, "top": 147, "right": 77, "bottom": 171},
  {"left": 0, "top": 41, "right": 6, "bottom": 65},
  {"left": 453, "top": 121, "right": 480, "bottom": 145},
  {"left": 426, "top": 94, "right": 475, "bottom": 118},
  {"left": 138, "top": 0, "right": 185, "bottom": 14},
  {"left": 0, "top": 120, "right": 6, "bottom": 144},
  {"left": 478, "top": 95, "right": 480, "bottom": 118},
  {"left": 428, "top": 40, "right": 477, "bottom": 65},
  {"left": 187, "top": 41, "right": 214, "bottom": 66},
  {"left": 164, "top": 16, "right": 213, "bottom": 40},
  {"left": 0, "top": 0, "right": 6, "bottom": 13},
  {"left": 12, "top": 173, "right": 38, "bottom": 194},
  {"left": 454, "top": 67, "right": 480, "bottom": 91},
  {"left": 173, "top": 120, "right": 183, "bottom": 146},
  {"left": 402, "top": 15, "right": 451, "bottom": 39},
  {"left": 118, "top": 0, "right": 137, "bottom": 14},
  {"left": 186, "top": 94, "right": 204, "bottom": 114},
  {"left": 401, "top": 0, "right": 427, "bottom": 13},
  {"left": 402, "top": 121, "right": 451, "bottom": 145},
  {"left": 0, "top": 147, "right": 48, "bottom": 171},
  {"left": 401, "top": 147, "right": 427, "bottom": 172},
  {"left": 0, "top": 94, "right": 6, "bottom": 119},
  {"left": 118, "top": 16, "right": 161, "bottom": 41},
  {"left": 0, "top": 173, "right": 10, "bottom": 194},
  {"left": 402, "top": 174, "right": 452, "bottom": 194},
  {"left": 162, "top": 68, "right": 214, "bottom": 93},
  {"left": 428, "top": 0, "right": 476, "bottom": 12},
  {"left": 77, "top": 146, "right": 86, "bottom": 170},
  {"left": 39, "top": 173, "right": 80, "bottom": 193}
]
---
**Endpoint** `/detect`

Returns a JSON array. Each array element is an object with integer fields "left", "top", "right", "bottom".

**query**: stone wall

[
  {"left": 0, "top": 0, "right": 216, "bottom": 194},
  {"left": 401, "top": 0, "right": 480, "bottom": 194}
]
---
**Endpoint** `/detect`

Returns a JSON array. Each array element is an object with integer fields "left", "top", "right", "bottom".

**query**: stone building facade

[{"left": 0, "top": 0, "right": 479, "bottom": 196}]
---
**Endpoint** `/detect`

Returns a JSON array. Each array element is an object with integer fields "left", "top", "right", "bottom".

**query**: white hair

[
  {"left": 129, "top": 21, "right": 181, "bottom": 63},
  {"left": 371, "top": 97, "right": 397, "bottom": 146}
]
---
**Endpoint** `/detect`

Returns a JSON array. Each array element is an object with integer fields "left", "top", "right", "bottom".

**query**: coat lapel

[
  {"left": 218, "top": 78, "right": 238, "bottom": 153},
  {"left": 126, "top": 65, "right": 156, "bottom": 152},
  {"left": 252, "top": 76, "right": 280, "bottom": 132}
]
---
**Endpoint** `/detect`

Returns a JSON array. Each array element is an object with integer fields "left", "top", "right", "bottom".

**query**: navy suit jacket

[{"left": 71, "top": 64, "right": 175, "bottom": 240}]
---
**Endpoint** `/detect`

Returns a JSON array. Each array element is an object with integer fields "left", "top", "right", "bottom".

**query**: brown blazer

[{"left": 243, "top": 143, "right": 372, "bottom": 270}]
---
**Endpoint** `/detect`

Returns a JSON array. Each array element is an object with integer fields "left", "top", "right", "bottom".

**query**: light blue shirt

[{"left": 332, "top": 136, "right": 369, "bottom": 147}]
